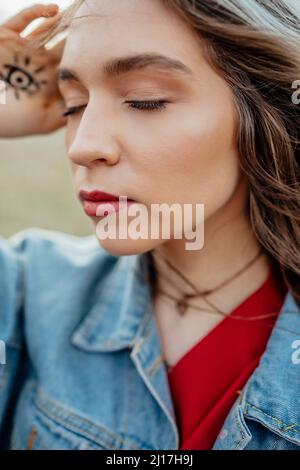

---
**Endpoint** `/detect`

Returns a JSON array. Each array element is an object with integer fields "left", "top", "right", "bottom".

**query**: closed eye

[
  {"left": 62, "top": 100, "right": 169, "bottom": 117},
  {"left": 125, "top": 100, "right": 169, "bottom": 112},
  {"left": 62, "top": 105, "right": 86, "bottom": 117}
]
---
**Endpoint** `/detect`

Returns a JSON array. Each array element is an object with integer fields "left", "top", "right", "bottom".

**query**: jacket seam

[
  {"left": 35, "top": 388, "right": 141, "bottom": 450},
  {"left": 245, "top": 402, "right": 298, "bottom": 434},
  {"left": 234, "top": 405, "right": 247, "bottom": 449},
  {"left": 244, "top": 402, "right": 300, "bottom": 448}
]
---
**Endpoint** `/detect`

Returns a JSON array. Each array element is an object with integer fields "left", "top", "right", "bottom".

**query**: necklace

[{"left": 151, "top": 248, "right": 265, "bottom": 316}]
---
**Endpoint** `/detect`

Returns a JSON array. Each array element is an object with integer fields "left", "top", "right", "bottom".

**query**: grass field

[{"left": 0, "top": 129, "right": 92, "bottom": 238}]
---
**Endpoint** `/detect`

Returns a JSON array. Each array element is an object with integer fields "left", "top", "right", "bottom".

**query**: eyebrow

[{"left": 58, "top": 53, "right": 194, "bottom": 83}]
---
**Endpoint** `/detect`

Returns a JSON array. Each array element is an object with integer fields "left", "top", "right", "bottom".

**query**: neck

[{"left": 151, "top": 177, "right": 272, "bottom": 314}]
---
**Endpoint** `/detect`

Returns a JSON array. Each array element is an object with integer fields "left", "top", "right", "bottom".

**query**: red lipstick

[{"left": 79, "top": 190, "right": 136, "bottom": 217}]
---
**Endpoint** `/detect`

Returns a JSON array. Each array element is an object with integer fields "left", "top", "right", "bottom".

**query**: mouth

[{"left": 79, "top": 190, "right": 136, "bottom": 217}]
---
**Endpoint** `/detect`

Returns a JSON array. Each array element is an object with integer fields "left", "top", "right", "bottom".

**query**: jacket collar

[
  {"left": 238, "top": 289, "right": 300, "bottom": 446},
  {"left": 71, "top": 250, "right": 152, "bottom": 352},
  {"left": 71, "top": 248, "right": 300, "bottom": 448},
  {"left": 71, "top": 250, "right": 179, "bottom": 449},
  {"left": 213, "top": 290, "right": 300, "bottom": 450}
]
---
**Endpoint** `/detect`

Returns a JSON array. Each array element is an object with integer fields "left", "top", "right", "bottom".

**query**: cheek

[
  {"left": 132, "top": 98, "right": 241, "bottom": 214},
  {"left": 137, "top": 100, "right": 238, "bottom": 181},
  {"left": 173, "top": 96, "right": 236, "bottom": 164}
]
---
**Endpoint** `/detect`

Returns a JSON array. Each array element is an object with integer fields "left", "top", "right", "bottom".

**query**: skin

[
  {"left": 61, "top": 0, "right": 241, "bottom": 258},
  {"left": 59, "top": 0, "right": 273, "bottom": 365},
  {"left": 1, "top": 1, "right": 272, "bottom": 367},
  {"left": 0, "top": 4, "right": 66, "bottom": 137}
]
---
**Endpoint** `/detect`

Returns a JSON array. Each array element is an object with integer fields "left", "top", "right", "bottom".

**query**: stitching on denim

[
  {"left": 35, "top": 388, "right": 141, "bottom": 450},
  {"left": 245, "top": 402, "right": 298, "bottom": 434},
  {"left": 234, "top": 406, "right": 247, "bottom": 450},
  {"left": 121, "top": 353, "right": 133, "bottom": 445},
  {"left": 237, "top": 390, "right": 244, "bottom": 405},
  {"left": 147, "top": 355, "right": 163, "bottom": 378},
  {"left": 121, "top": 347, "right": 158, "bottom": 450},
  {"left": 35, "top": 406, "right": 110, "bottom": 450},
  {"left": 130, "top": 310, "right": 152, "bottom": 353},
  {"left": 36, "top": 396, "right": 139, "bottom": 450},
  {"left": 284, "top": 424, "right": 297, "bottom": 431},
  {"left": 130, "top": 349, "right": 179, "bottom": 449}
]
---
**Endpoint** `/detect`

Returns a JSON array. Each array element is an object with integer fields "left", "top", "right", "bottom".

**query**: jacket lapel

[
  {"left": 71, "top": 245, "right": 300, "bottom": 449},
  {"left": 241, "top": 290, "right": 300, "bottom": 445},
  {"left": 71, "top": 250, "right": 179, "bottom": 449},
  {"left": 214, "top": 290, "right": 300, "bottom": 449}
]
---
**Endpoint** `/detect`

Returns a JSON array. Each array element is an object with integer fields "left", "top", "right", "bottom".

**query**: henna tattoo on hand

[{"left": 0, "top": 53, "right": 48, "bottom": 100}]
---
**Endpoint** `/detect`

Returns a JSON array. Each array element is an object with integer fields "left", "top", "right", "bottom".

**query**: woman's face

[{"left": 58, "top": 0, "right": 241, "bottom": 256}]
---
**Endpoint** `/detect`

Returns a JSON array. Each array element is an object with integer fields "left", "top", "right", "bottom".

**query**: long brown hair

[{"left": 41, "top": 0, "right": 300, "bottom": 308}]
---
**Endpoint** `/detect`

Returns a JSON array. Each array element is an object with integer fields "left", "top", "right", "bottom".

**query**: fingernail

[
  {"left": 44, "top": 5, "right": 59, "bottom": 18},
  {"left": 47, "top": 4, "right": 59, "bottom": 13}
]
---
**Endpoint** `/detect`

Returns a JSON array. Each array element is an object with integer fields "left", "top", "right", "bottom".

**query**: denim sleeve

[{"left": 0, "top": 231, "right": 27, "bottom": 442}]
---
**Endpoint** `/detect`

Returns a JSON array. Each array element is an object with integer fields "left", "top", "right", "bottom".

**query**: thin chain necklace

[
  {"left": 151, "top": 248, "right": 265, "bottom": 316},
  {"left": 135, "top": 250, "right": 300, "bottom": 369}
]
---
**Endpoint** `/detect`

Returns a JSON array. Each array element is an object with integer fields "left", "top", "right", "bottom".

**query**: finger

[
  {"left": 0, "top": 28, "right": 18, "bottom": 41},
  {"left": 2, "top": 4, "right": 59, "bottom": 34},
  {"left": 26, "top": 12, "right": 62, "bottom": 39},
  {"left": 43, "top": 98, "right": 67, "bottom": 134},
  {"left": 48, "top": 38, "right": 66, "bottom": 60}
]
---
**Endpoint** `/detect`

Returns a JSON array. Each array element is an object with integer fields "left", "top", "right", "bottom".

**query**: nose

[{"left": 67, "top": 102, "right": 121, "bottom": 168}]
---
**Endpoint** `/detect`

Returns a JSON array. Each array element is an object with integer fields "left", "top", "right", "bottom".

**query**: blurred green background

[{"left": 0, "top": 129, "right": 92, "bottom": 238}]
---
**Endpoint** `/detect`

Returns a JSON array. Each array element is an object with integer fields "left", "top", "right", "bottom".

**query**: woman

[{"left": 0, "top": 0, "right": 299, "bottom": 450}]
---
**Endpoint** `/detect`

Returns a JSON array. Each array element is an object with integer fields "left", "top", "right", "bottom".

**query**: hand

[{"left": 0, "top": 4, "right": 67, "bottom": 138}]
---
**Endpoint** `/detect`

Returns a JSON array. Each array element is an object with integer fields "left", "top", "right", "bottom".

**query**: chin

[
  {"left": 94, "top": 234, "right": 161, "bottom": 257},
  {"left": 91, "top": 210, "right": 175, "bottom": 256}
]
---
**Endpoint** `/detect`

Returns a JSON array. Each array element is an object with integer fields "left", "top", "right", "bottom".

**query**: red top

[{"left": 167, "top": 260, "right": 288, "bottom": 450}]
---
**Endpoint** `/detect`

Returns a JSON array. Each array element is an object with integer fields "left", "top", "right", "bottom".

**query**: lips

[
  {"left": 79, "top": 190, "right": 121, "bottom": 202},
  {"left": 79, "top": 190, "right": 136, "bottom": 217}
]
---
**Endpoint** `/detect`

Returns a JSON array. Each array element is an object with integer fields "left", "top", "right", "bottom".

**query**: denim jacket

[{"left": 0, "top": 228, "right": 300, "bottom": 450}]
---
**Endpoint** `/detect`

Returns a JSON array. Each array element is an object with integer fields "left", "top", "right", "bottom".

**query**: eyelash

[{"left": 62, "top": 100, "right": 168, "bottom": 117}]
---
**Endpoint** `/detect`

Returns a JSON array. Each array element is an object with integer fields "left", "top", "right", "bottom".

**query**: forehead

[{"left": 61, "top": 0, "right": 204, "bottom": 74}]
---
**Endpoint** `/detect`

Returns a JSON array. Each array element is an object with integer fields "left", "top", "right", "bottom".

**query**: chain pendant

[{"left": 176, "top": 295, "right": 189, "bottom": 315}]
